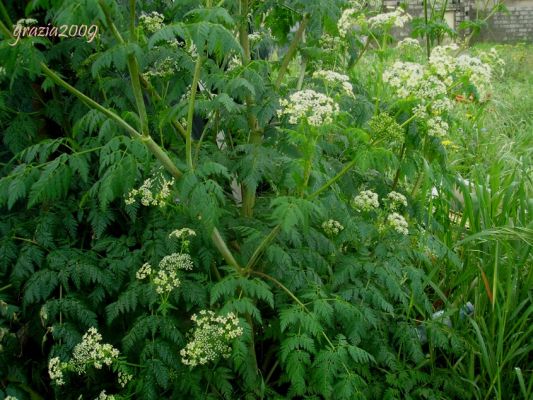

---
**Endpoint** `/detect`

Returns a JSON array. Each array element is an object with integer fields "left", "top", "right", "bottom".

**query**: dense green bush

[{"left": 0, "top": 1, "right": 530, "bottom": 399}]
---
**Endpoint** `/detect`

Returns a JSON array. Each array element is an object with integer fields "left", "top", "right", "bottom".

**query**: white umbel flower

[
  {"left": 396, "top": 37, "right": 421, "bottom": 51},
  {"left": 382, "top": 61, "right": 424, "bottom": 99},
  {"left": 125, "top": 172, "right": 175, "bottom": 207},
  {"left": 322, "top": 219, "right": 345, "bottom": 236},
  {"left": 169, "top": 228, "right": 196, "bottom": 240},
  {"left": 387, "top": 191, "right": 407, "bottom": 208},
  {"left": 338, "top": 8, "right": 361, "bottom": 38},
  {"left": 313, "top": 70, "right": 354, "bottom": 96},
  {"left": 387, "top": 212, "right": 409, "bottom": 235},
  {"left": 95, "top": 390, "right": 116, "bottom": 400},
  {"left": 367, "top": 8, "right": 412, "bottom": 30},
  {"left": 136, "top": 262, "right": 152, "bottom": 280},
  {"left": 71, "top": 328, "right": 120, "bottom": 374},
  {"left": 180, "top": 311, "right": 243, "bottom": 367},
  {"left": 277, "top": 90, "right": 339, "bottom": 127},
  {"left": 118, "top": 371, "right": 133, "bottom": 387},
  {"left": 352, "top": 190, "right": 379, "bottom": 211},
  {"left": 427, "top": 116, "right": 449, "bottom": 137},
  {"left": 48, "top": 356, "right": 66, "bottom": 386},
  {"left": 139, "top": 11, "right": 164, "bottom": 33}
]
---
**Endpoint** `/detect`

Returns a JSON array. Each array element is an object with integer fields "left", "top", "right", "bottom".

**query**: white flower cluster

[
  {"left": 367, "top": 8, "right": 412, "bottom": 30},
  {"left": 118, "top": 371, "right": 133, "bottom": 387},
  {"left": 396, "top": 37, "right": 421, "bottom": 51},
  {"left": 387, "top": 191, "right": 407, "bottom": 208},
  {"left": 429, "top": 44, "right": 459, "bottom": 81},
  {"left": 387, "top": 212, "right": 409, "bottom": 235},
  {"left": 352, "top": 190, "right": 379, "bottom": 211},
  {"left": 455, "top": 54, "right": 492, "bottom": 98},
  {"left": 143, "top": 57, "right": 179, "bottom": 80},
  {"left": 312, "top": 70, "right": 354, "bottom": 96},
  {"left": 248, "top": 32, "right": 262, "bottom": 42},
  {"left": 180, "top": 311, "right": 243, "bottom": 367},
  {"left": 382, "top": 61, "right": 425, "bottom": 99},
  {"left": 136, "top": 262, "right": 152, "bottom": 280},
  {"left": 159, "top": 252, "right": 194, "bottom": 272},
  {"left": 319, "top": 33, "right": 342, "bottom": 50},
  {"left": 125, "top": 172, "right": 175, "bottom": 207},
  {"left": 153, "top": 267, "right": 181, "bottom": 295},
  {"left": 95, "top": 390, "right": 115, "bottom": 400},
  {"left": 278, "top": 90, "right": 339, "bottom": 126},
  {"left": 322, "top": 219, "right": 344, "bottom": 236},
  {"left": 429, "top": 44, "right": 494, "bottom": 99},
  {"left": 338, "top": 8, "right": 361, "bottom": 38},
  {"left": 427, "top": 115, "right": 449, "bottom": 137},
  {"left": 137, "top": 253, "right": 194, "bottom": 294},
  {"left": 416, "top": 75, "right": 447, "bottom": 100},
  {"left": 431, "top": 98, "right": 454, "bottom": 115},
  {"left": 48, "top": 356, "right": 66, "bottom": 385},
  {"left": 4, "top": 396, "right": 19, "bottom": 400},
  {"left": 169, "top": 228, "right": 196, "bottom": 240},
  {"left": 227, "top": 55, "right": 242, "bottom": 71},
  {"left": 139, "top": 11, "right": 164, "bottom": 33},
  {"left": 71, "top": 327, "right": 120, "bottom": 374}
]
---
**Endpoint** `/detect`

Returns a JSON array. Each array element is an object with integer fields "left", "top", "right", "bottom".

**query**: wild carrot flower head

[
  {"left": 387, "top": 191, "right": 408, "bottom": 208},
  {"left": 322, "top": 219, "right": 345, "bottom": 236},
  {"left": 180, "top": 311, "right": 243, "bottom": 367},
  {"left": 139, "top": 11, "right": 164, "bottom": 33},
  {"left": 48, "top": 356, "right": 66, "bottom": 386},
  {"left": 313, "top": 70, "right": 354, "bottom": 96},
  {"left": 367, "top": 8, "right": 412, "bottom": 30},
  {"left": 71, "top": 327, "right": 120, "bottom": 374},
  {"left": 338, "top": 8, "right": 361, "bottom": 38},
  {"left": 387, "top": 212, "right": 409, "bottom": 235},
  {"left": 278, "top": 90, "right": 339, "bottom": 127},
  {"left": 352, "top": 190, "right": 379, "bottom": 211}
]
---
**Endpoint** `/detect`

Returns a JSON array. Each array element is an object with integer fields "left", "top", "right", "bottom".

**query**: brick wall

[
  {"left": 383, "top": 0, "right": 533, "bottom": 42},
  {"left": 475, "top": 3, "right": 533, "bottom": 42}
]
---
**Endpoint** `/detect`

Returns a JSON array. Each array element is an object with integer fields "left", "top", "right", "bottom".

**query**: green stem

[
  {"left": 300, "top": 131, "right": 317, "bottom": 196},
  {"left": 308, "top": 157, "right": 358, "bottom": 201},
  {"left": 275, "top": 14, "right": 309, "bottom": 89},
  {"left": 39, "top": 63, "right": 143, "bottom": 140},
  {"left": 139, "top": 74, "right": 187, "bottom": 138},
  {"left": 186, "top": 55, "right": 204, "bottom": 170},
  {"left": 141, "top": 135, "right": 183, "bottom": 179},
  {"left": 410, "top": 168, "right": 425, "bottom": 197},
  {"left": 423, "top": 0, "right": 431, "bottom": 59},
  {"left": 245, "top": 225, "right": 281, "bottom": 271},
  {"left": 239, "top": 0, "right": 251, "bottom": 63},
  {"left": 211, "top": 228, "right": 242, "bottom": 273},
  {"left": 251, "top": 270, "right": 306, "bottom": 309},
  {"left": 127, "top": 55, "right": 150, "bottom": 136},
  {"left": 99, "top": 0, "right": 150, "bottom": 137},
  {"left": 0, "top": 284, "right": 12, "bottom": 292},
  {"left": 239, "top": 0, "right": 262, "bottom": 218}
]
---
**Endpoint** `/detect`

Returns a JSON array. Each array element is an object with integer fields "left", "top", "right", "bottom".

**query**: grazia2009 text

[{"left": 10, "top": 22, "right": 98, "bottom": 46}]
